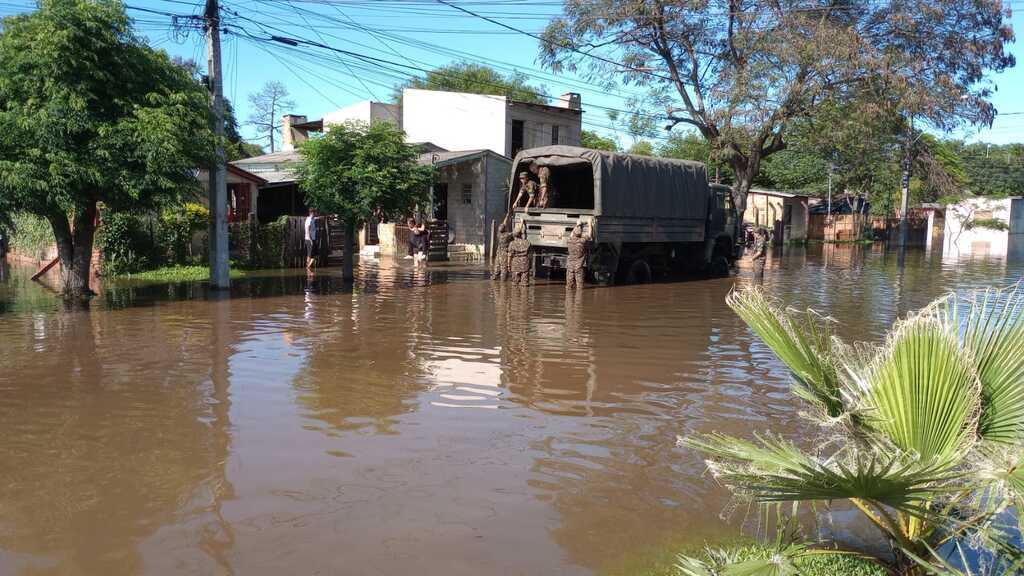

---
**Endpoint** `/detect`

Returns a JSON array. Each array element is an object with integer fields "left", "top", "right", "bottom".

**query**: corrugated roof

[
  {"left": 232, "top": 150, "right": 301, "bottom": 164},
  {"left": 418, "top": 149, "right": 510, "bottom": 167},
  {"left": 749, "top": 188, "right": 807, "bottom": 199}
]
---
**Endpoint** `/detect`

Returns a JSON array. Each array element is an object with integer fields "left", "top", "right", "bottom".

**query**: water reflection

[
  {"left": 0, "top": 305, "right": 234, "bottom": 574},
  {"left": 0, "top": 247, "right": 1021, "bottom": 575}
]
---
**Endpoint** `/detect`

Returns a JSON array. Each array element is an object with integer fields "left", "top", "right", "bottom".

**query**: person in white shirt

[{"left": 304, "top": 209, "right": 318, "bottom": 272}]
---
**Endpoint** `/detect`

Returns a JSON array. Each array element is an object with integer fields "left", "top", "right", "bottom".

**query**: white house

[
  {"left": 943, "top": 197, "right": 1024, "bottom": 258},
  {"left": 401, "top": 89, "right": 582, "bottom": 157}
]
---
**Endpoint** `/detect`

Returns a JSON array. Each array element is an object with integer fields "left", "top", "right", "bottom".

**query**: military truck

[{"left": 506, "top": 146, "right": 738, "bottom": 284}]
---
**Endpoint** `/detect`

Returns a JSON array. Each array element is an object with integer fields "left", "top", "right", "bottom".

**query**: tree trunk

[
  {"left": 49, "top": 203, "right": 97, "bottom": 299},
  {"left": 342, "top": 220, "right": 356, "bottom": 281}
]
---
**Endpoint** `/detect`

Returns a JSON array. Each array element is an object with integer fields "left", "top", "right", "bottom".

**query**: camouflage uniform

[
  {"left": 565, "top": 233, "right": 589, "bottom": 290},
  {"left": 522, "top": 180, "right": 538, "bottom": 208},
  {"left": 537, "top": 166, "right": 553, "bottom": 208},
  {"left": 751, "top": 233, "right": 768, "bottom": 278},
  {"left": 492, "top": 231, "right": 513, "bottom": 280},
  {"left": 507, "top": 237, "right": 533, "bottom": 286}
]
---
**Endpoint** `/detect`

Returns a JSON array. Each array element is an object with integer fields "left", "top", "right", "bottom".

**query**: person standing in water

[
  {"left": 565, "top": 222, "right": 591, "bottom": 290},
  {"left": 751, "top": 227, "right": 769, "bottom": 280},
  {"left": 492, "top": 222, "right": 513, "bottom": 281},
  {"left": 304, "top": 209, "right": 318, "bottom": 272}
]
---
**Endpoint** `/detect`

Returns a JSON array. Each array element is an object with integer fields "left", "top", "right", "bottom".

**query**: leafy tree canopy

[
  {"left": 296, "top": 121, "right": 433, "bottom": 223},
  {"left": 295, "top": 121, "right": 433, "bottom": 279},
  {"left": 580, "top": 129, "right": 618, "bottom": 152},
  {"left": 0, "top": 0, "right": 214, "bottom": 296},
  {"left": 394, "top": 62, "right": 549, "bottom": 104},
  {"left": 540, "top": 0, "right": 1014, "bottom": 213}
]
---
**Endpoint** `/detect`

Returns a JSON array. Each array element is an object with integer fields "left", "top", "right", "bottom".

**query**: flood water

[{"left": 1, "top": 245, "right": 1021, "bottom": 575}]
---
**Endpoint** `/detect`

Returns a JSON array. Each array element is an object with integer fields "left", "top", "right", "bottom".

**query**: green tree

[
  {"left": 951, "top": 142, "right": 1024, "bottom": 197},
  {"left": 0, "top": 0, "right": 213, "bottom": 298},
  {"left": 680, "top": 286, "right": 1024, "bottom": 576},
  {"left": 627, "top": 140, "right": 655, "bottom": 156},
  {"left": 394, "top": 62, "right": 549, "bottom": 104},
  {"left": 579, "top": 129, "right": 618, "bottom": 152},
  {"left": 295, "top": 121, "right": 433, "bottom": 281},
  {"left": 658, "top": 132, "right": 733, "bottom": 183},
  {"left": 539, "top": 0, "right": 1013, "bottom": 218}
]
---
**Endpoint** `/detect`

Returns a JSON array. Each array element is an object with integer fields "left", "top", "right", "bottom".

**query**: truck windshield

[{"left": 511, "top": 161, "right": 594, "bottom": 210}]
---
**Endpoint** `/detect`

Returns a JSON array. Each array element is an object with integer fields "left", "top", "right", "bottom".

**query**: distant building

[
  {"left": 744, "top": 188, "right": 809, "bottom": 243},
  {"left": 198, "top": 164, "right": 267, "bottom": 222},
  {"left": 233, "top": 89, "right": 582, "bottom": 257},
  {"left": 401, "top": 89, "right": 582, "bottom": 157},
  {"left": 944, "top": 197, "right": 1024, "bottom": 258},
  {"left": 230, "top": 150, "right": 306, "bottom": 222}
]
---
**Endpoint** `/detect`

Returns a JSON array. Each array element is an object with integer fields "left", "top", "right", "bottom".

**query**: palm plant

[{"left": 678, "top": 284, "right": 1024, "bottom": 576}]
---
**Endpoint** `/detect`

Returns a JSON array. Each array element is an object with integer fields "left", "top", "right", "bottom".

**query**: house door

[{"left": 433, "top": 183, "right": 448, "bottom": 221}]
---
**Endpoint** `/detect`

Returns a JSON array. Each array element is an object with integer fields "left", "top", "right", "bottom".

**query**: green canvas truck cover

[{"left": 509, "top": 146, "right": 709, "bottom": 220}]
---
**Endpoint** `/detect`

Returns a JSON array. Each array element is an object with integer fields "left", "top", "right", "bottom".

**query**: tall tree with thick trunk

[
  {"left": 247, "top": 81, "right": 295, "bottom": 153},
  {"left": 539, "top": 0, "right": 1013, "bottom": 218},
  {"left": 0, "top": 0, "right": 213, "bottom": 299},
  {"left": 294, "top": 121, "right": 433, "bottom": 281}
]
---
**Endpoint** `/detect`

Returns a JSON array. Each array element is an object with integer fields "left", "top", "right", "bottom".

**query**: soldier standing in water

[
  {"left": 492, "top": 223, "right": 513, "bottom": 281},
  {"left": 507, "top": 225, "right": 533, "bottom": 286},
  {"left": 565, "top": 222, "right": 591, "bottom": 290},
  {"left": 751, "top": 227, "right": 769, "bottom": 280}
]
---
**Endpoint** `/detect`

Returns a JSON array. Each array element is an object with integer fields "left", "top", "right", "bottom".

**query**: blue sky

[{"left": 3, "top": 0, "right": 1023, "bottom": 147}]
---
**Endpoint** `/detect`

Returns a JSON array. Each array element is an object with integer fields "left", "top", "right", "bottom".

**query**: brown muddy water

[{"left": 0, "top": 245, "right": 1021, "bottom": 575}]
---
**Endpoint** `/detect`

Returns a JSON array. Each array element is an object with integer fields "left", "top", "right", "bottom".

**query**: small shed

[
  {"left": 744, "top": 188, "right": 809, "bottom": 244},
  {"left": 229, "top": 151, "right": 310, "bottom": 222},
  {"left": 418, "top": 149, "right": 512, "bottom": 259}
]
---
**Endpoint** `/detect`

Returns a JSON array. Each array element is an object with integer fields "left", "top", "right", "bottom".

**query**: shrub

[
  {"left": 254, "top": 215, "right": 289, "bottom": 269},
  {"left": 156, "top": 202, "right": 208, "bottom": 266},
  {"left": 966, "top": 217, "right": 1009, "bottom": 232},
  {"left": 97, "top": 212, "right": 157, "bottom": 275},
  {"left": 7, "top": 212, "right": 52, "bottom": 259}
]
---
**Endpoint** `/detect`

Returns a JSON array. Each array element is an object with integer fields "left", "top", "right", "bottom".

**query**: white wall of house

[
  {"left": 402, "top": 89, "right": 582, "bottom": 157},
  {"left": 323, "top": 101, "right": 401, "bottom": 128},
  {"left": 943, "top": 197, "right": 1022, "bottom": 257},
  {"left": 403, "top": 89, "right": 507, "bottom": 154}
]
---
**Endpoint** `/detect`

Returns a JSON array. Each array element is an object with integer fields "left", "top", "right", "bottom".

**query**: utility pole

[
  {"left": 897, "top": 117, "right": 913, "bottom": 248},
  {"left": 205, "top": 0, "right": 230, "bottom": 289}
]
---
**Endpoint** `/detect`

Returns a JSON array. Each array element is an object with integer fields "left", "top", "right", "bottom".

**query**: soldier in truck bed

[
  {"left": 511, "top": 171, "right": 538, "bottom": 209},
  {"left": 565, "top": 222, "right": 592, "bottom": 291}
]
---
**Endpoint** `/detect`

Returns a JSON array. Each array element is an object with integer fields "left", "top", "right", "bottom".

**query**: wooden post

[{"left": 489, "top": 219, "right": 496, "bottom": 262}]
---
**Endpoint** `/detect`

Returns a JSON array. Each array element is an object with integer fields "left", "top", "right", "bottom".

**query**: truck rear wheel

[
  {"left": 709, "top": 255, "right": 730, "bottom": 278},
  {"left": 589, "top": 243, "right": 619, "bottom": 285},
  {"left": 626, "top": 259, "right": 652, "bottom": 284}
]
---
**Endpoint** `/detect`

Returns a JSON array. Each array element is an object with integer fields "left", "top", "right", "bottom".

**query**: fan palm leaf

[
  {"left": 936, "top": 283, "right": 1024, "bottom": 445},
  {"left": 726, "top": 289, "right": 843, "bottom": 418},
  {"left": 846, "top": 313, "right": 980, "bottom": 464},
  {"left": 681, "top": 433, "right": 963, "bottom": 512}
]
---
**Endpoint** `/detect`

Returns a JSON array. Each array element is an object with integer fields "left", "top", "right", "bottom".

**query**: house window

[
  {"left": 461, "top": 183, "right": 473, "bottom": 205},
  {"left": 551, "top": 125, "right": 560, "bottom": 145},
  {"left": 511, "top": 120, "right": 525, "bottom": 156}
]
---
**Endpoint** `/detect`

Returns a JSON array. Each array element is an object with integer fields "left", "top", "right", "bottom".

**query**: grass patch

[
  {"left": 117, "top": 265, "right": 247, "bottom": 282},
  {"left": 606, "top": 541, "right": 885, "bottom": 576}
]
